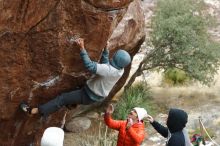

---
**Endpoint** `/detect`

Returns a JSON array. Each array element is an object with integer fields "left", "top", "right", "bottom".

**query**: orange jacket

[{"left": 104, "top": 114, "right": 146, "bottom": 146}]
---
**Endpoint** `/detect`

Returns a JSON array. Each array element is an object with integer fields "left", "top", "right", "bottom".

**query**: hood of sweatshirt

[{"left": 167, "top": 108, "right": 188, "bottom": 133}]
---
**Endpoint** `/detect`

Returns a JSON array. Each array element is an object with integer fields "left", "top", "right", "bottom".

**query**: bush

[
  {"left": 163, "top": 68, "right": 190, "bottom": 85},
  {"left": 113, "top": 82, "right": 158, "bottom": 120}
]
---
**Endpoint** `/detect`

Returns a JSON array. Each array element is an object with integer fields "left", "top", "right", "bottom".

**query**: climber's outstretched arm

[{"left": 75, "top": 38, "right": 97, "bottom": 74}]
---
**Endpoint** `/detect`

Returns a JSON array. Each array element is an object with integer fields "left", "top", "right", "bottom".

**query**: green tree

[{"left": 126, "top": 0, "right": 220, "bottom": 88}]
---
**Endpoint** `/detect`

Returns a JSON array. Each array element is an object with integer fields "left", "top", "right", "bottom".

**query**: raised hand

[
  {"left": 105, "top": 104, "right": 114, "bottom": 114},
  {"left": 146, "top": 115, "right": 154, "bottom": 123},
  {"left": 126, "top": 118, "right": 134, "bottom": 129},
  {"left": 105, "top": 41, "right": 109, "bottom": 50},
  {"left": 75, "top": 38, "right": 85, "bottom": 51}
]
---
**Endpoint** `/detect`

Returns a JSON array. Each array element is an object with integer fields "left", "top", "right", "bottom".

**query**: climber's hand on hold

[
  {"left": 104, "top": 41, "right": 109, "bottom": 51},
  {"left": 75, "top": 38, "right": 85, "bottom": 51}
]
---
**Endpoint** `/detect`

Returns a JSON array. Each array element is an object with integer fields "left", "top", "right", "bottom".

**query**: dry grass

[
  {"left": 150, "top": 84, "right": 220, "bottom": 109},
  {"left": 64, "top": 118, "right": 117, "bottom": 146}
]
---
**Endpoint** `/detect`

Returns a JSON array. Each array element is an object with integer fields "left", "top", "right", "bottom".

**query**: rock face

[
  {"left": 0, "top": 0, "right": 145, "bottom": 145},
  {"left": 65, "top": 117, "right": 91, "bottom": 133}
]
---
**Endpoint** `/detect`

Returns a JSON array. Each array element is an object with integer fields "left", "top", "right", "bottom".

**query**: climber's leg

[{"left": 38, "top": 88, "right": 95, "bottom": 117}]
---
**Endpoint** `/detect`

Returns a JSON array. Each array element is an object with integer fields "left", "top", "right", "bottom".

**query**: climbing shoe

[{"left": 20, "top": 101, "right": 32, "bottom": 114}]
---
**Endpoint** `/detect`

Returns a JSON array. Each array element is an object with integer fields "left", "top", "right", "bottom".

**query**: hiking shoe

[{"left": 20, "top": 101, "right": 32, "bottom": 114}]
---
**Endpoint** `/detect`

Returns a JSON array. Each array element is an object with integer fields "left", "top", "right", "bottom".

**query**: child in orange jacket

[{"left": 104, "top": 104, "right": 148, "bottom": 146}]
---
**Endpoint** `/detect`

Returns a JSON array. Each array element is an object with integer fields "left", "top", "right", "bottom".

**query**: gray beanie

[{"left": 110, "top": 49, "right": 131, "bottom": 69}]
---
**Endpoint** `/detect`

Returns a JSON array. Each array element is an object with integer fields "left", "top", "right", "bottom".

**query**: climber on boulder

[{"left": 20, "top": 38, "right": 131, "bottom": 117}]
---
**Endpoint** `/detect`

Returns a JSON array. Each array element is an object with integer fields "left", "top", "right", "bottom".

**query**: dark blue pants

[{"left": 38, "top": 87, "right": 95, "bottom": 116}]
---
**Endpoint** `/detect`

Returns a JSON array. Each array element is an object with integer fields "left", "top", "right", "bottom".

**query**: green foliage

[
  {"left": 113, "top": 82, "right": 157, "bottom": 120},
  {"left": 163, "top": 68, "right": 190, "bottom": 85},
  {"left": 146, "top": 0, "right": 220, "bottom": 85}
]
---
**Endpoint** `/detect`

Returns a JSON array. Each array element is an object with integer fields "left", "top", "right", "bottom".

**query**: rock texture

[
  {"left": 0, "top": 0, "right": 145, "bottom": 145},
  {"left": 65, "top": 117, "right": 91, "bottom": 133}
]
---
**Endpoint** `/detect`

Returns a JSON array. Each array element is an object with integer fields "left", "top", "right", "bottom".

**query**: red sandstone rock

[{"left": 0, "top": 0, "right": 145, "bottom": 145}]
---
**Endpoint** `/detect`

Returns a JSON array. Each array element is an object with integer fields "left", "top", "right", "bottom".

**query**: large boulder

[{"left": 0, "top": 0, "right": 145, "bottom": 145}]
